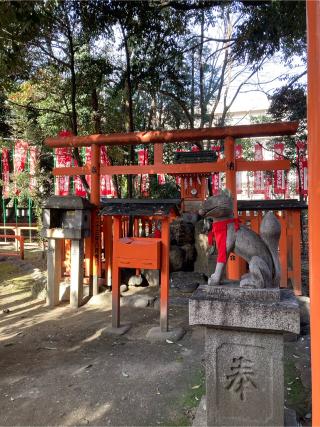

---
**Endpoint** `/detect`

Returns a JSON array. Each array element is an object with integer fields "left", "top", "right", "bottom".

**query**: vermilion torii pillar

[{"left": 307, "top": 2, "right": 320, "bottom": 425}]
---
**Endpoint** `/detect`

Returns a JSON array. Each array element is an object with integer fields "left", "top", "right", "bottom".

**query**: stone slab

[
  {"left": 105, "top": 323, "right": 132, "bottom": 336},
  {"left": 189, "top": 285, "right": 300, "bottom": 334},
  {"left": 44, "top": 195, "right": 94, "bottom": 210},
  {"left": 207, "top": 282, "right": 281, "bottom": 301},
  {"left": 146, "top": 326, "right": 185, "bottom": 343},
  {"left": 205, "top": 328, "right": 284, "bottom": 426},
  {"left": 193, "top": 396, "right": 298, "bottom": 427}
]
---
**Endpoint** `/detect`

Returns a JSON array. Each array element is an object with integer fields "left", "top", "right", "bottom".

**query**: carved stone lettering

[{"left": 225, "top": 356, "right": 257, "bottom": 401}]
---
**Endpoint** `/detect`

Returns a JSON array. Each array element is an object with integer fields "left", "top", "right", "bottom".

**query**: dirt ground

[{"left": 0, "top": 248, "right": 312, "bottom": 426}]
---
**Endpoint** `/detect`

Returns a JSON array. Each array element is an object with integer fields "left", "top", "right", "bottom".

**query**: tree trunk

[
  {"left": 91, "top": 87, "right": 102, "bottom": 134},
  {"left": 65, "top": 13, "right": 90, "bottom": 196},
  {"left": 121, "top": 25, "right": 135, "bottom": 201},
  {"left": 191, "top": 47, "right": 195, "bottom": 129},
  {"left": 199, "top": 10, "right": 205, "bottom": 128}
]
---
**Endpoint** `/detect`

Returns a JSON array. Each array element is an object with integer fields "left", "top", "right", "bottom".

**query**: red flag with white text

[
  {"left": 235, "top": 144, "right": 243, "bottom": 194},
  {"left": 253, "top": 144, "right": 264, "bottom": 193},
  {"left": 29, "top": 146, "right": 39, "bottom": 192},
  {"left": 296, "top": 141, "right": 308, "bottom": 196},
  {"left": 211, "top": 145, "right": 221, "bottom": 195},
  {"left": 2, "top": 148, "right": 10, "bottom": 199},
  {"left": 274, "top": 143, "right": 286, "bottom": 194}
]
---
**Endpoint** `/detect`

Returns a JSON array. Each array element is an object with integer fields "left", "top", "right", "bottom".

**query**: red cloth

[{"left": 210, "top": 218, "right": 240, "bottom": 263}]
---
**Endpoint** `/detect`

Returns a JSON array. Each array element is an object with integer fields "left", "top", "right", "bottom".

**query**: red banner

[
  {"left": 2, "top": 148, "right": 10, "bottom": 199},
  {"left": 29, "top": 146, "right": 39, "bottom": 192},
  {"left": 211, "top": 145, "right": 221, "bottom": 195},
  {"left": 296, "top": 141, "right": 308, "bottom": 196},
  {"left": 55, "top": 147, "right": 72, "bottom": 196},
  {"left": 273, "top": 143, "right": 286, "bottom": 194},
  {"left": 14, "top": 140, "right": 29, "bottom": 195},
  {"left": 100, "top": 146, "right": 115, "bottom": 197},
  {"left": 55, "top": 131, "right": 73, "bottom": 196},
  {"left": 235, "top": 144, "right": 243, "bottom": 194},
  {"left": 137, "top": 148, "right": 149, "bottom": 196},
  {"left": 14, "top": 140, "right": 28, "bottom": 173},
  {"left": 73, "top": 151, "right": 87, "bottom": 197},
  {"left": 74, "top": 146, "right": 116, "bottom": 197},
  {"left": 264, "top": 175, "right": 272, "bottom": 200},
  {"left": 253, "top": 144, "right": 264, "bottom": 193}
]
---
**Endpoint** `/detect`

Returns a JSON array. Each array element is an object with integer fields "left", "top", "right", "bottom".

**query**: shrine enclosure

[{"left": 45, "top": 121, "right": 298, "bottom": 292}]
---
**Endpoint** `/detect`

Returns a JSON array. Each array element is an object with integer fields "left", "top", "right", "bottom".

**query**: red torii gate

[{"left": 46, "top": 121, "right": 297, "bottom": 294}]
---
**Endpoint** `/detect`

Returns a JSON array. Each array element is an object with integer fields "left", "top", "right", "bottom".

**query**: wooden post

[
  {"left": 70, "top": 239, "right": 84, "bottom": 308},
  {"left": 290, "top": 210, "right": 302, "bottom": 296},
  {"left": 20, "top": 236, "right": 24, "bottom": 260},
  {"left": 47, "top": 239, "right": 63, "bottom": 307},
  {"left": 112, "top": 216, "right": 121, "bottom": 328},
  {"left": 103, "top": 216, "right": 113, "bottom": 287},
  {"left": 154, "top": 143, "right": 163, "bottom": 165},
  {"left": 160, "top": 218, "right": 170, "bottom": 332},
  {"left": 225, "top": 136, "right": 238, "bottom": 279},
  {"left": 90, "top": 143, "right": 101, "bottom": 295},
  {"left": 278, "top": 213, "right": 288, "bottom": 288},
  {"left": 307, "top": 2, "right": 320, "bottom": 424}
]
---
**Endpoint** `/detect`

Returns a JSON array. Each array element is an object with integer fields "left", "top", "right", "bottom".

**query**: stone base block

[
  {"left": 146, "top": 326, "right": 185, "bottom": 342},
  {"left": 193, "top": 396, "right": 298, "bottom": 427},
  {"left": 189, "top": 284, "right": 300, "bottom": 427},
  {"left": 206, "top": 328, "right": 284, "bottom": 426},
  {"left": 105, "top": 323, "right": 132, "bottom": 336}
]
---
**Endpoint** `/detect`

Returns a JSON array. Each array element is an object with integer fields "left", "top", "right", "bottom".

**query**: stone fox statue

[{"left": 199, "top": 193, "right": 281, "bottom": 289}]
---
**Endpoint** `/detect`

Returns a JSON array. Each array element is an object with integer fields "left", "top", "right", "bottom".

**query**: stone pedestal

[{"left": 189, "top": 284, "right": 300, "bottom": 427}]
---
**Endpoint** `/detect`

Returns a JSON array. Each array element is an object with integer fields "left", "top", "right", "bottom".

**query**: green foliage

[
  {"left": 0, "top": 0, "right": 308, "bottom": 202},
  {"left": 233, "top": 1, "right": 306, "bottom": 63},
  {"left": 148, "top": 176, "right": 180, "bottom": 200}
]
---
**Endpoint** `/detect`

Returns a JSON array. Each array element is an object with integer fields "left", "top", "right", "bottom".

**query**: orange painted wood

[
  {"left": 236, "top": 159, "right": 290, "bottom": 172},
  {"left": 114, "top": 237, "right": 161, "bottom": 268},
  {"left": 103, "top": 216, "right": 113, "bottom": 287},
  {"left": 154, "top": 144, "right": 164, "bottom": 164},
  {"left": 0, "top": 234, "right": 24, "bottom": 259},
  {"left": 225, "top": 136, "right": 238, "bottom": 279},
  {"left": 112, "top": 217, "right": 122, "bottom": 328},
  {"left": 45, "top": 121, "right": 298, "bottom": 148},
  {"left": 52, "top": 159, "right": 290, "bottom": 177},
  {"left": 90, "top": 144, "right": 101, "bottom": 295},
  {"left": 160, "top": 218, "right": 170, "bottom": 332},
  {"left": 116, "top": 257, "right": 160, "bottom": 270},
  {"left": 307, "top": 3, "right": 320, "bottom": 421},
  {"left": 84, "top": 237, "right": 91, "bottom": 277},
  {"left": 52, "top": 162, "right": 226, "bottom": 176},
  {"left": 287, "top": 210, "right": 302, "bottom": 296},
  {"left": 133, "top": 218, "right": 139, "bottom": 237},
  {"left": 278, "top": 213, "right": 288, "bottom": 288}
]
